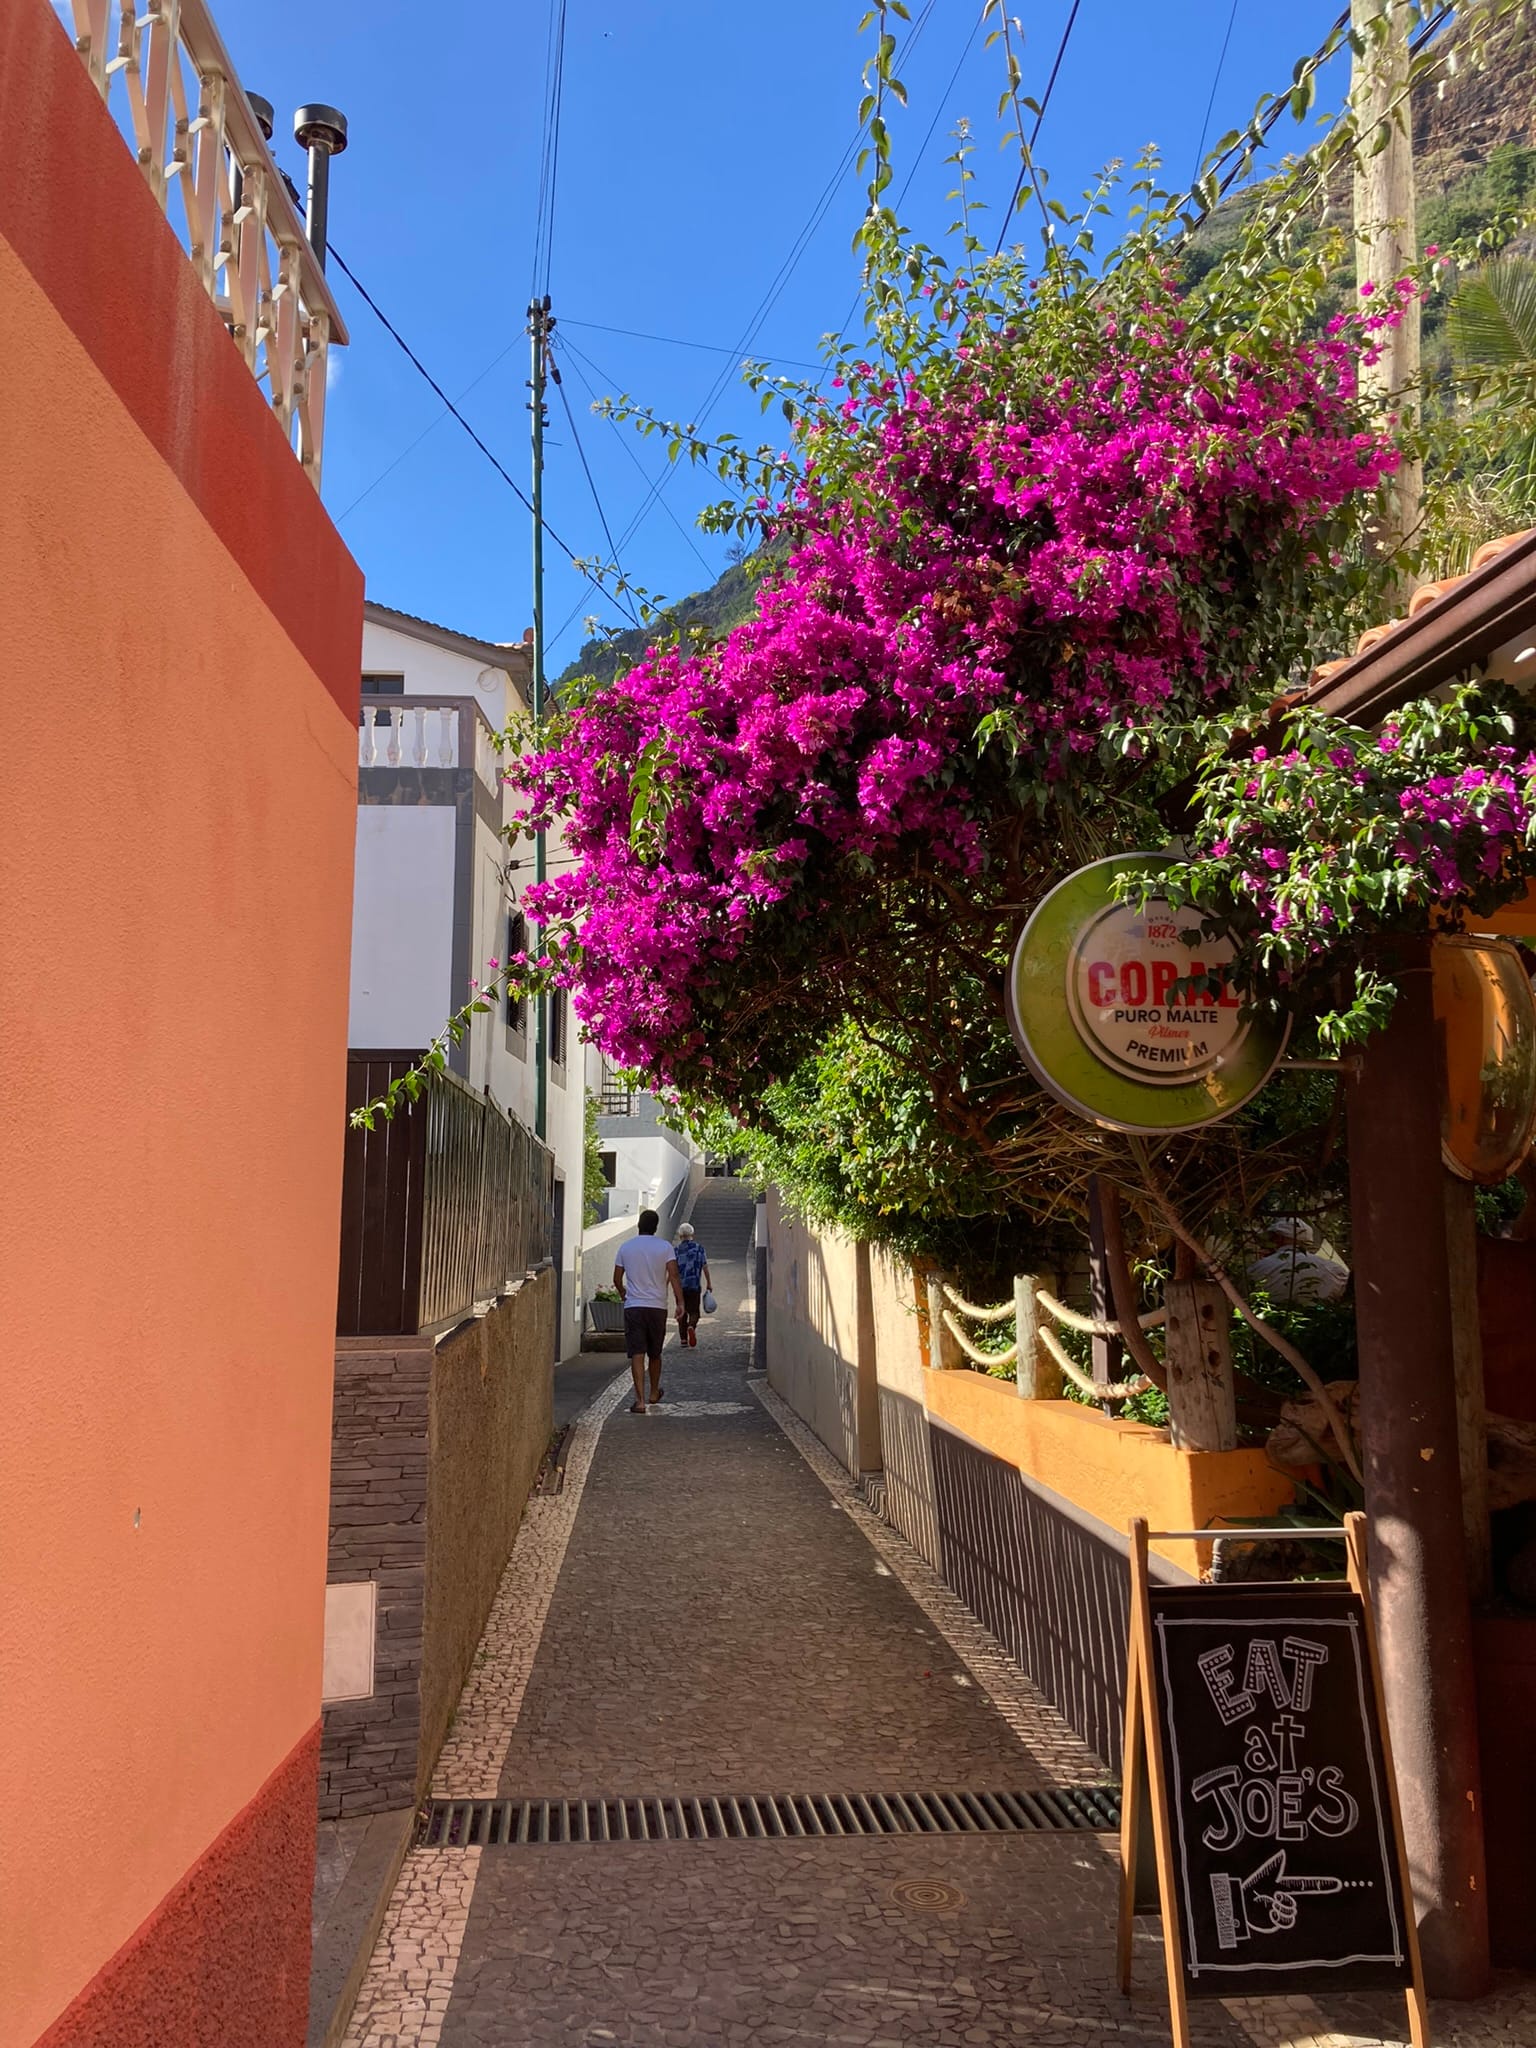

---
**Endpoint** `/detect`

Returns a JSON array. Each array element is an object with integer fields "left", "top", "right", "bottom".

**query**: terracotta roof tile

[{"left": 1308, "top": 529, "right": 1535, "bottom": 686}]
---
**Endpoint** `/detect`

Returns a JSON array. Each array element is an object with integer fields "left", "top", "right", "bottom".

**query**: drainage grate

[{"left": 418, "top": 1784, "right": 1119, "bottom": 1848}]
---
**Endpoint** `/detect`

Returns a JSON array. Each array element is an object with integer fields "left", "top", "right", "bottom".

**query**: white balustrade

[
  {"left": 67, "top": 0, "right": 346, "bottom": 487},
  {"left": 358, "top": 700, "right": 496, "bottom": 774}
]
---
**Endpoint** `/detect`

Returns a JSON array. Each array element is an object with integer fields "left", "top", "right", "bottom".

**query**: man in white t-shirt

[{"left": 613, "top": 1210, "right": 684, "bottom": 1414}]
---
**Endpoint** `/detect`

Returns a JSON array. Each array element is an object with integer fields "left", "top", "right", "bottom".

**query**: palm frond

[{"left": 1450, "top": 258, "right": 1536, "bottom": 373}]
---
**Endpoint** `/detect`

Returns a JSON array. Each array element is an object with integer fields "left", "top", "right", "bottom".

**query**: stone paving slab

[
  {"left": 493, "top": 1357, "right": 1071, "bottom": 1798},
  {"left": 349, "top": 1192, "right": 1536, "bottom": 2048},
  {"left": 442, "top": 1834, "right": 1250, "bottom": 2048}
]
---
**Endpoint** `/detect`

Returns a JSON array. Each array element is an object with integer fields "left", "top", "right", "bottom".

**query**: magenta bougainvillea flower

[{"left": 509, "top": 275, "right": 1401, "bottom": 1093}]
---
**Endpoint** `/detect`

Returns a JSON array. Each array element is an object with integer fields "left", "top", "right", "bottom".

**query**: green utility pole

[{"left": 529, "top": 295, "right": 550, "bottom": 1143}]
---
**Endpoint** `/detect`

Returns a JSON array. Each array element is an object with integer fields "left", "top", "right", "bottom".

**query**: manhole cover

[
  {"left": 890, "top": 1879, "right": 967, "bottom": 1913},
  {"left": 649, "top": 1401, "right": 751, "bottom": 1417}
]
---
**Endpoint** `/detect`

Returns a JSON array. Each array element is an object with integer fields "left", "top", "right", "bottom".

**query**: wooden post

[
  {"left": 1014, "top": 1273, "right": 1061, "bottom": 1399},
  {"left": 925, "top": 1274, "right": 961, "bottom": 1371},
  {"left": 1345, "top": 1515, "right": 1433, "bottom": 2048},
  {"left": 1116, "top": 1626, "right": 1144, "bottom": 1994},
  {"left": 1088, "top": 1175, "right": 1125, "bottom": 1409},
  {"left": 1351, "top": 0, "right": 1423, "bottom": 565},
  {"left": 1347, "top": 938, "right": 1489, "bottom": 1996},
  {"left": 1162, "top": 1278, "right": 1237, "bottom": 1452},
  {"left": 1124, "top": 1519, "right": 1194, "bottom": 2048},
  {"left": 1446, "top": 1177, "right": 1491, "bottom": 1603}
]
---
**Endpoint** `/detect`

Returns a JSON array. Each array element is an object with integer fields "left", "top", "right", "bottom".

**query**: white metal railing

[{"left": 66, "top": 0, "right": 346, "bottom": 487}]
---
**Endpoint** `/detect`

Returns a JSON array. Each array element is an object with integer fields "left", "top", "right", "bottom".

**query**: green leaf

[{"left": 1450, "top": 259, "right": 1536, "bottom": 373}]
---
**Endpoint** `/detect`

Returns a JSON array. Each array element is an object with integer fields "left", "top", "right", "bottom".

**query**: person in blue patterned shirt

[{"left": 673, "top": 1223, "right": 711, "bottom": 1348}]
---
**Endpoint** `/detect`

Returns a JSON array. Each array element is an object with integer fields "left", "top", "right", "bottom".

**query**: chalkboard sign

[
  {"left": 1149, "top": 1582, "right": 1409, "bottom": 1997},
  {"left": 1117, "top": 1517, "right": 1428, "bottom": 2048}
]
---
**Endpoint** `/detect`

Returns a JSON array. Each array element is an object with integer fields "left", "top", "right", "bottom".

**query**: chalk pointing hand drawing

[{"left": 1211, "top": 1850, "right": 1345, "bottom": 1948}]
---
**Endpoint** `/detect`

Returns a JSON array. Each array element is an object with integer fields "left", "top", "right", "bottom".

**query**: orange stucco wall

[
  {"left": 921, "top": 1368, "right": 1295, "bottom": 1572},
  {"left": 0, "top": 39, "right": 361, "bottom": 2041}
]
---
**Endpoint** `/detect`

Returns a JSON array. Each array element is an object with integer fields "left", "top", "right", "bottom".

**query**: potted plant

[{"left": 588, "top": 1287, "right": 625, "bottom": 1334}]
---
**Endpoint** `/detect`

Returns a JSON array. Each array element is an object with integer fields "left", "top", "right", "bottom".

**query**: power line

[
  {"left": 898, "top": 5, "right": 988, "bottom": 218},
  {"left": 1161, "top": 6, "right": 1452, "bottom": 257},
  {"left": 547, "top": 339, "right": 644, "bottom": 607},
  {"left": 324, "top": 243, "right": 640, "bottom": 626},
  {"left": 556, "top": 335, "right": 716, "bottom": 579},
  {"left": 556, "top": 0, "right": 941, "bottom": 635},
  {"left": 334, "top": 335, "right": 521, "bottom": 523},
  {"left": 628, "top": 0, "right": 941, "bottom": 510},
  {"left": 1192, "top": 0, "right": 1241, "bottom": 190},
  {"left": 830, "top": 3, "right": 988, "bottom": 364},
  {"left": 560, "top": 315, "right": 826, "bottom": 374},
  {"left": 992, "top": 0, "right": 1085, "bottom": 256},
  {"left": 531, "top": 0, "right": 570, "bottom": 300},
  {"left": 1184, "top": 8, "right": 1348, "bottom": 219}
]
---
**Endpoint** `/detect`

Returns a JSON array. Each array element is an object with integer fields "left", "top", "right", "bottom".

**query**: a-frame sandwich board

[{"left": 1117, "top": 1513, "right": 1428, "bottom": 2048}]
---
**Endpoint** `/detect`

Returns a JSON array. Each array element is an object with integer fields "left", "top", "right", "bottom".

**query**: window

[
  {"left": 600, "top": 1151, "right": 617, "bottom": 1188},
  {"left": 359, "top": 673, "right": 405, "bottom": 726},
  {"left": 505, "top": 911, "right": 527, "bottom": 1033},
  {"left": 548, "top": 988, "right": 568, "bottom": 1069}
]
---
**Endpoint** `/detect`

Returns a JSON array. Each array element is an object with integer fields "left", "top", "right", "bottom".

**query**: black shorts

[
  {"left": 681, "top": 1287, "right": 701, "bottom": 1323},
  {"left": 624, "top": 1305, "right": 669, "bottom": 1358}
]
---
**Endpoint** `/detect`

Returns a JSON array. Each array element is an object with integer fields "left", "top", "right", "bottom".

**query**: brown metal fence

[{"left": 339, "top": 1054, "right": 554, "bottom": 1337}]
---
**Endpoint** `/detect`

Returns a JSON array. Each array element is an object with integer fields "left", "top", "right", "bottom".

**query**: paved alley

[{"left": 343, "top": 1186, "right": 1529, "bottom": 2048}]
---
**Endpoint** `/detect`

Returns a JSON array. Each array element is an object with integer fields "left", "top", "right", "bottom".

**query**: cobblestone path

[{"left": 345, "top": 1184, "right": 1532, "bottom": 2048}]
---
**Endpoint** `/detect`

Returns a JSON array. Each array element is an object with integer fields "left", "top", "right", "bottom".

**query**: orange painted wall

[
  {"left": 922, "top": 1368, "right": 1294, "bottom": 1572},
  {"left": 0, "top": 69, "right": 360, "bottom": 2048}
]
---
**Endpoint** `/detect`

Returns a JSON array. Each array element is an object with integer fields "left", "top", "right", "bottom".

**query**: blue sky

[{"left": 213, "top": 2, "right": 1352, "bottom": 669}]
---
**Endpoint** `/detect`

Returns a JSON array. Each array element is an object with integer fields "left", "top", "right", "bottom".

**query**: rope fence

[{"left": 931, "top": 1274, "right": 1155, "bottom": 1404}]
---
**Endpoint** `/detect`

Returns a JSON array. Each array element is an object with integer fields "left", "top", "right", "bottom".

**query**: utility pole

[
  {"left": 1351, "top": 0, "right": 1423, "bottom": 567},
  {"left": 528, "top": 296, "right": 551, "bottom": 1145}
]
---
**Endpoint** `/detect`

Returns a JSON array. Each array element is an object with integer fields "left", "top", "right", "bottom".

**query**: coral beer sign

[
  {"left": 1067, "top": 899, "right": 1244, "bottom": 1085},
  {"left": 1007, "top": 856, "right": 1288, "bottom": 1135}
]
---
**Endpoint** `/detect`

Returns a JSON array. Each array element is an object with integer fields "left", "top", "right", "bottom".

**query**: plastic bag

[{"left": 702, "top": 1290, "right": 717, "bottom": 1314}]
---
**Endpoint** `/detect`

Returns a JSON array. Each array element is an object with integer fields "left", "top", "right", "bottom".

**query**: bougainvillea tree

[
  {"left": 497, "top": 144, "right": 1417, "bottom": 1257},
  {"left": 368, "top": 6, "right": 1536, "bottom": 1287},
  {"left": 522, "top": 280, "right": 1396, "bottom": 1086}
]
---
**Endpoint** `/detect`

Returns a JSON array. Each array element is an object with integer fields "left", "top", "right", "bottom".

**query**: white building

[
  {"left": 349, "top": 601, "right": 589, "bottom": 1353},
  {"left": 580, "top": 1060, "right": 706, "bottom": 1307}
]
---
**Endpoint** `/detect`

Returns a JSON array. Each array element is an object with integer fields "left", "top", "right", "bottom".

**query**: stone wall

[
  {"left": 419, "top": 1272, "right": 554, "bottom": 1779},
  {"left": 321, "top": 1344, "right": 432, "bottom": 1817},
  {"left": 320, "top": 1268, "right": 554, "bottom": 1818},
  {"left": 867, "top": 1247, "right": 939, "bottom": 1569},
  {"left": 764, "top": 1191, "right": 870, "bottom": 1476}
]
